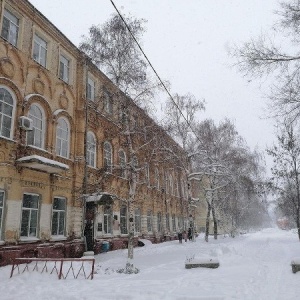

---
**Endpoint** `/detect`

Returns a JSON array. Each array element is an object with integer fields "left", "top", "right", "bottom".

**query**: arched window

[
  {"left": 86, "top": 131, "right": 96, "bottom": 167},
  {"left": 27, "top": 103, "right": 45, "bottom": 148},
  {"left": 103, "top": 141, "right": 112, "bottom": 172},
  {"left": 56, "top": 118, "right": 69, "bottom": 158},
  {"left": 119, "top": 150, "right": 126, "bottom": 178},
  {"left": 0, "top": 87, "right": 15, "bottom": 139}
]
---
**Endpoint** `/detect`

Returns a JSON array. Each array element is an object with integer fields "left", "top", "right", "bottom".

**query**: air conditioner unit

[{"left": 19, "top": 116, "right": 33, "bottom": 131}]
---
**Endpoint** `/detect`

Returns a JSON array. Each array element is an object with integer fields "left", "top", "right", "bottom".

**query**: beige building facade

[{"left": 0, "top": 0, "right": 190, "bottom": 266}]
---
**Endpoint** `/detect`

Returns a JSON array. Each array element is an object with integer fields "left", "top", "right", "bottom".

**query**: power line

[{"left": 109, "top": 0, "right": 203, "bottom": 145}]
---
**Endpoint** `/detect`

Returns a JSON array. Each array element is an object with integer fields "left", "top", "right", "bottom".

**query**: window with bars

[
  {"left": 21, "top": 194, "right": 39, "bottom": 237},
  {"left": 51, "top": 197, "right": 66, "bottom": 236}
]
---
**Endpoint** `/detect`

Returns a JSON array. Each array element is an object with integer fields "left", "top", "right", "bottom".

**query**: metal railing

[{"left": 10, "top": 257, "right": 95, "bottom": 280}]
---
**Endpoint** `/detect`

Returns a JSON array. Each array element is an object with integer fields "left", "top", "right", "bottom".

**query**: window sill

[
  {"left": 50, "top": 236, "right": 67, "bottom": 241},
  {"left": 19, "top": 237, "right": 40, "bottom": 243}
]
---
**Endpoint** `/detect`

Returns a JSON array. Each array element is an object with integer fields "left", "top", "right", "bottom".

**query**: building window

[
  {"left": 59, "top": 54, "right": 70, "bottom": 83},
  {"left": 134, "top": 208, "right": 141, "bottom": 233},
  {"left": 1, "top": 9, "right": 19, "bottom": 46},
  {"left": 0, "top": 87, "right": 14, "bottom": 139},
  {"left": 172, "top": 214, "right": 176, "bottom": 232},
  {"left": 120, "top": 205, "right": 127, "bottom": 234},
  {"left": 104, "top": 206, "right": 112, "bottom": 234},
  {"left": 27, "top": 104, "right": 44, "bottom": 149},
  {"left": 147, "top": 210, "right": 152, "bottom": 232},
  {"left": 87, "top": 77, "right": 95, "bottom": 101},
  {"left": 154, "top": 168, "right": 160, "bottom": 190},
  {"left": 33, "top": 33, "right": 47, "bottom": 67},
  {"left": 119, "top": 150, "right": 126, "bottom": 178},
  {"left": 104, "top": 92, "right": 113, "bottom": 114},
  {"left": 175, "top": 179, "right": 179, "bottom": 197},
  {"left": 21, "top": 193, "right": 39, "bottom": 237},
  {"left": 87, "top": 132, "right": 96, "bottom": 167},
  {"left": 157, "top": 212, "right": 162, "bottom": 233},
  {"left": 51, "top": 197, "right": 66, "bottom": 236},
  {"left": 103, "top": 141, "right": 113, "bottom": 172},
  {"left": 0, "top": 191, "right": 4, "bottom": 240},
  {"left": 56, "top": 118, "right": 69, "bottom": 158},
  {"left": 166, "top": 213, "right": 170, "bottom": 231}
]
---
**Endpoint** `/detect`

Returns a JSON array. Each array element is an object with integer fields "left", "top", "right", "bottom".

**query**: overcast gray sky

[{"left": 29, "top": 0, "right": 280, "bottom": 171}]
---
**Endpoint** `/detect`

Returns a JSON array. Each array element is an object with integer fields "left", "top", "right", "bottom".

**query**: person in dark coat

[
  {"left": 178, "top": 231, "right": 183, "bottom": 243},
  {"left": 188, "top": 227, "right": 192, "bottom": 241}
]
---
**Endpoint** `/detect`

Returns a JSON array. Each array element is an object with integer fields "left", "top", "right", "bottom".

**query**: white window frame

[
  {"left": 27, "top": 103, "right": 45, "bottom": 149},
  {"left": 0, "top": 86, "right": 15, "bottom": 139},
  {"left": 1, "top": 8, "right": 19, "bottom": 46},
  {"left": 87, "top": 131, "right": 96, "bottom": 167},
  {"left": 59, "top": 54, "right": 70, "bottom": 83},
  {"left": 0, "top": 190, "right": 4, "bottom": 240},
  {"left": 166, "top": 213, "right": 170, "bottom": 231},
  {"left": 20, "top": 193, "right": 40, "bottom": 238},
  {"left": 51, "top": 197, "right": 66, "bottom": 236},
  {"left": 169, "top": 174, "right": 174, "bottom": 196},
  {"left": 87, "top": 77, "right": 95, "bottom": 101},
  {"left": 56, "top": 117, "right": 70, "bottom": 158},
  {"left": 33, "top": 33, "right": 47, "bottom": 67},
  {"left": 103, "top": 141, "right": 113, "bottom": 173}
]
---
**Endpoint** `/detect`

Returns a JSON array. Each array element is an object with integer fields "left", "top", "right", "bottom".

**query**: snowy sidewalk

[{"left": 0, "top": 228, "right": 300, "bottom": 300}]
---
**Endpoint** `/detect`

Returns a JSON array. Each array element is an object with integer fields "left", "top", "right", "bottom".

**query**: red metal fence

[{"left": 10, "top": 257, "right": 95, "bottom": 279}]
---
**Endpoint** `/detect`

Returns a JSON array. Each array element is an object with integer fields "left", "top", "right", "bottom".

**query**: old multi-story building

[{"left": 0, "top": 0, "right": 190, "bottom": 266}]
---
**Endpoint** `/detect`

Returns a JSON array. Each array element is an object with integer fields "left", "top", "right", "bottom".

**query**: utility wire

[{"left": 109, "top": 0, "right": 203, "bottom": 145}]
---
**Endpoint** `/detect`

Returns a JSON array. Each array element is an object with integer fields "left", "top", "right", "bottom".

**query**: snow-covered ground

[{"left": 1, "top": 228, "right": 300, "bottom": 300}]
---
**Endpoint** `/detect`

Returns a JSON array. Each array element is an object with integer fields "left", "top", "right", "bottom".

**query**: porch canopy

[
  {"left": 16, "top": 155, "right": 69, "bottom": 174},
  {"left": 84, "top": 192, "right": 115, "bottom": 205}
]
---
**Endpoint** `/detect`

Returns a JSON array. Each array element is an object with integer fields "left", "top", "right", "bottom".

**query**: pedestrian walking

[
  {"left": 178, "top": 231, "right": 183, "bottom": 244},
  {"left": 188, "top": 227, "right": 192, "bottom": 241}
]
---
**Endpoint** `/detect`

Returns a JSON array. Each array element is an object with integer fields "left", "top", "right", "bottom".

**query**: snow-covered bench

[
  {"left": 185, "top": 258, "right": 219, "bottom": 269},
  {"left": 291, "top": 257, "right": 300, "bottom": 273}
]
